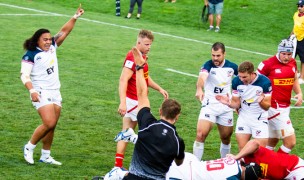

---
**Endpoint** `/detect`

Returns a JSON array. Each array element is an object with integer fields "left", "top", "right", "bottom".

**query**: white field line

[
  {"left": 0, "top": 14, "right": 60, "bottom": 16},
  {"left": 1, "top": 3, "right": 303, "bottom": 108},
  {"left": 0, "top": 2, "right": 272, "bottom": 57}
]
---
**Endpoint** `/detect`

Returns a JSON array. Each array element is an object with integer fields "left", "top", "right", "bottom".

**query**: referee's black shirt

[{"left": 127, "top": 107, "right": 185, "bottom": 180}]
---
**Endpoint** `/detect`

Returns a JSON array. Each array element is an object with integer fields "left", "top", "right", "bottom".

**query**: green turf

[{"left": 0, "top": 0, "right": 303, "bottom": 179}]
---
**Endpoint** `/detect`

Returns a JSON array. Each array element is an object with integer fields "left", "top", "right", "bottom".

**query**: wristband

[
  {"left": 136, "top": 64, "right": 144, "bottom": 71},
  {"left": 29, "top": 89, "right": 37, "bottom": 94},
  {"left": 73, "top": 13, "right": 81, "bottom": 19}
]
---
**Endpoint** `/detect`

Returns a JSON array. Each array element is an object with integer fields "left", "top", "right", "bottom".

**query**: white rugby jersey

[
  {"left": 200, "top": 59, "right": 238, "bottom": 104},
  {"left": 166, "top": 152, "right": 242, "bottom": 180},
  {"left": 232, "top": 74, "right": 272, "bottom": 115},
  {"left": 21, "top": 38, "right": 60, "bottom": 90}
]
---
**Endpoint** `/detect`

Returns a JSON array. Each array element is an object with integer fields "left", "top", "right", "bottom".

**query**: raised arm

[
  {"left": 132, "top": 47, "right": 149, "bottom": 110},
  {"left": 54, "top": 5, "right": 84, "bottom": 46}
]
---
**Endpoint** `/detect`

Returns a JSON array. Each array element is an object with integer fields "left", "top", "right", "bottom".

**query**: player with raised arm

[{"left": 21, "top": 5, "right": 84, "bottom": 165}]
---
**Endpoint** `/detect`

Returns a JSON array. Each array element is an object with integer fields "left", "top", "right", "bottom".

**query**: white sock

[
  {"left": 266, "top": 145, "right": 274, "bottom": 151},
  {"left": 216, "top": 26, "right": 220, "bottom": 29},
  {"left": 193, "top": 141, "right": 204, "bottom": 160},
  {"left": 41, "top": 149, "right": 51, "bottom": 159},
  {"left": 26, "top": 141, "right": 36, "bottom": 151},
  {"left": 209, "top": 25, "right": 214, "bottom": 29},
  {"left": 220, "top": 143, "right": 231, "bottom": 158},
  {"left": 280, "top": 145, "right": 291, "bottom": 153}
]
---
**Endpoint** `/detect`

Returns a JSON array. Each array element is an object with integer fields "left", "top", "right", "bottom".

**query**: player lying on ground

[{"left": 102, "top": 128, "right": 262, "bottom": 180}]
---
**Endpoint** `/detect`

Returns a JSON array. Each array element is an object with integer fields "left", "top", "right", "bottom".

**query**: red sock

[{"left": 115, "top": 153, "right": 124, "bottom": 167}]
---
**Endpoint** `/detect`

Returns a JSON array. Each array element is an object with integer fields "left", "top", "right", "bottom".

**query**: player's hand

[
  {"left": 30, "top": 92, "right": 40, "bottom": 102},
  {"left": 131, "top": 47, "right": 146, "bottom": 66},
  {"left": 215, "top": 93, "right": 230, "bottom": 106},
  {"left": 73, "top": 4, "right": 84, "bottom": 19},
  {"left": 294, "top": 93, "right": 303, "bottom": 106},
  {"left": 159, "top": 88, "right": 169, "bottom": 99},
  {"left": 195, "top": 89, "right": 204, "bottom": 101},
  {"left": 226, "top": 154, "right": 237, "bottom": 159},
  {"left": 118, "top": 103, "right": 127, "bottom": 117}
]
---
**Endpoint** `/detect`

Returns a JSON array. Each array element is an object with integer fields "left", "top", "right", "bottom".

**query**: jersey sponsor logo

[
  {"left": 273, "top": 78, "right": 294, "bottom": 85},
  {"left": 36, "top": 56, "right": 42, "bottom": 61},
  {"left": 124, "top": 60, "right": 134, "bottom": 69},
  {"left": 214, "top": 87, "right": 224, "bottom": 93},
  {"left": 46, "top": 66, "right": 55, "bottom": 75},
  {"left": 259, "top": 163, "right": 268, "bottom": 177},
  {"left": 243, "top": 99, "right": 252, "bottom": 106}
]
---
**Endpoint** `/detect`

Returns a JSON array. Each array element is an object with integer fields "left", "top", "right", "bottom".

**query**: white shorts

[
  {"left": 284, "top": 158, "right": 304, "bottom": 180},
  {"left": 198, "top": 101, "right": 233, "bottom": 126},
  {"left": 124, "top": 97, "right": 138, "bottom": 121},
  {"left": 268, "top": 107, "right": 295, "bottom": 139},
  {"left": 235, "top": 112, "right": 269, "bottom": 138},
  {"left": 31, "top": 89, "right": 62, "bottom": 110}
]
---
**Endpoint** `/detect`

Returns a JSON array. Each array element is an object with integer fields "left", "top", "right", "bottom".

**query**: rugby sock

[
  {"left": 115, "top": 153, "right": 124, "bottom": 167},
  {"left": 41, "top": 149, "right": 51, "bottom": 159},
  {"left": 26, "top": 141, "right": 36, "bottom": 150},
  {"left": 266, "top": 146, "right": 275, "bottom": 151},
  {"left": 193, "top": 141, "right": 204, "bottom": 161},
  {"left": 278, "top": 145, "right": 291, "bottom": 154},
  {"left": 220, "top": 143, "right": 231, "bottom": 158}
]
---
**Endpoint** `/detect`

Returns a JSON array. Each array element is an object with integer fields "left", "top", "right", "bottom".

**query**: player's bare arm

[
  {"left": 55, "top": 5, "right": 84, "bottom": 46},
  {"left": 118, "top": 67, "right": 133, "bottom": 116},
  {"left": 293, "top": 73, "right": 303, "bottom": 106},
  {"left": 195, "top": 73, "right": 208, "bottom": 101},
  {"left": 148, "top": 76, "right": 169, "bottom": 99},
  {"left": 258, "top": 94, "right": 271, "bottom": 111}
]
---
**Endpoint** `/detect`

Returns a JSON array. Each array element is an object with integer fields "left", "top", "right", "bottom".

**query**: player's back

[{"left": 166, "top": 153, "right": 242, "bottom": 180}]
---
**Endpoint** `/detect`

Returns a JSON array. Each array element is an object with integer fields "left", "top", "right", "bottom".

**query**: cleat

[
  {"left": 39, "top": 156, "right": 62, "bottom": 165},
  {"left": 104, "top": 167, "right": 128, "bottom": 180},
  {"left": 215, "top": 27, "right": 220, "bottom": 32},
  {"left": 114, "top": 128, "right": 136, "bottom": 142},
  {"left": 24, "top": 146, "right": 34, "bottom": 164}
]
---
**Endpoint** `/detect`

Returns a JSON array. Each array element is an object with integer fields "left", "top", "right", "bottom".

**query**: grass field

[{"left": 0, "top": 0, "right": 303, "bottom": 179}]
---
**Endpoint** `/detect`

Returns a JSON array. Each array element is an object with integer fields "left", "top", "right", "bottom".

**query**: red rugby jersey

[
  {"left": 123, "top": 50, "right": 149, "bottom": 100},
  {"left": 258, "top": 55, "right": 297, "bottom": 108}
]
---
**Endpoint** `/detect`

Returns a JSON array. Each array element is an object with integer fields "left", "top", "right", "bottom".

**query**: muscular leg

[
  {"left": 236, "top": 133, "right": 252, "bottom": 151},
  {"left": 282, "top": 134, "right": 296, "bottom": 150},
  {"left": 193, "top": 120, "right": 213, "bottom": 160},
  {"left": 30, "top": 104, "right": 61, "bottom": 146},
  {"left": 217, "top": 124, "right": 233, "bottom": 157},
  {"left": 41, "top": 104, "right": 61, "bottom": 150}
]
